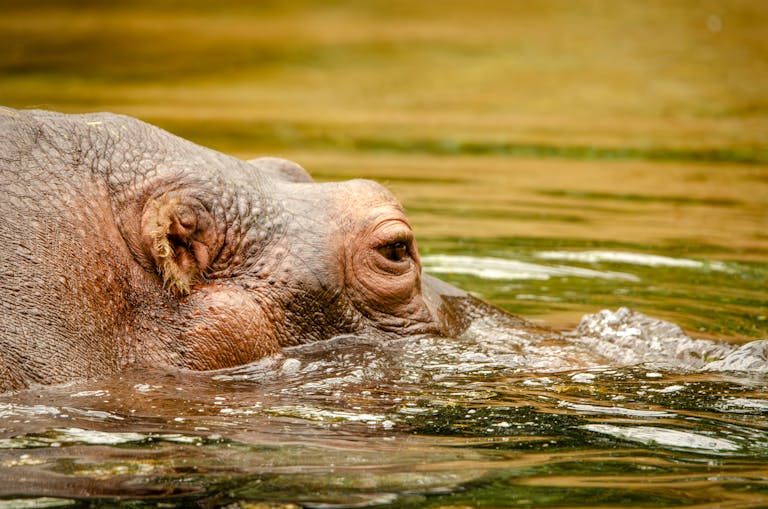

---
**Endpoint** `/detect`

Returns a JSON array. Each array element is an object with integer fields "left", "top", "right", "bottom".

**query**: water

[
  {"left": 0, "top": 307, "right": 766, "bottom": 507},
  {"left": 1, "top": 1, "right": 767, "bottom": 507}
]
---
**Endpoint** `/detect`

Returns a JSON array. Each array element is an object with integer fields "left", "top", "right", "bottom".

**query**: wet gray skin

[
  {"left": 1, "top": 107, "right": 764, "bottom": 395},
  {"left": 0, "top": 107, "right": 483, "bottom": 392}
]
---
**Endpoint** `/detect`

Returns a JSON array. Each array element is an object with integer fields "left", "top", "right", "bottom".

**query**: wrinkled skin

[{"left": 0, "top": 107, "right": 484, "bottom": 392}]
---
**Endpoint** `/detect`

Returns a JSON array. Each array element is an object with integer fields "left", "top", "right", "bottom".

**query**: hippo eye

[{"left": 378, "top": 241, "right": 410, "bottom": 263}]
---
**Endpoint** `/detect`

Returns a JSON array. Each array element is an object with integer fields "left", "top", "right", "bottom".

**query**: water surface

[{"left": 0, "top": 307, "right": 766, "bottom": 508}]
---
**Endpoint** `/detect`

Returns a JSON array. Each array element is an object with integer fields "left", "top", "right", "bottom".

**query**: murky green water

[{"left": 1, "top": 1, "right": 767, "bottom": 507}]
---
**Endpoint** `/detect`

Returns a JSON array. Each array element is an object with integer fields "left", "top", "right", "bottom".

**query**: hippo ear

[
  {"left": 247, "top": 157, "right": 314, "bottom": 183},
  {"left": 140, "top": 194, "right": 218, "bottom": 297}
]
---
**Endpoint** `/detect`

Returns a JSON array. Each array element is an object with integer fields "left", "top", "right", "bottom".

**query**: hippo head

[
  {"left": 113, "top": 150, "right": 465, "bottom": 370},
  {"left": 0, "top": 108, "right": 475, "bottom": 389}
]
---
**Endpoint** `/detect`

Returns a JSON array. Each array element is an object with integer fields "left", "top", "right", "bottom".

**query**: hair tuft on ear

[{"left": 144, "top": 194, "right": 201, "bottom": 297}]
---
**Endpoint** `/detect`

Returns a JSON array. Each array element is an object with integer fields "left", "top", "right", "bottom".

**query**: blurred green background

[{"left": 2, "top": 0, "right": 767, "bottom": 339}]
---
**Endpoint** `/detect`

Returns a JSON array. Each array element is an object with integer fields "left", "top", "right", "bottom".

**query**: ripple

[
  {"left": 267, "top": 405, "right": 390, "bottom": 425},
  {"left": 0, "top": 427, "right": 209, "bottom": 449},
  {"left": 534, "top": 250, "right": 731, "bottom": 271},
  {"left": 716, "top": 397, "right": 768, "bottom": 413},
  {"left": 0, "top": 404, "right": 61, "bottom": 419},
  {"left": 0, "top": 499, "right": 75, "bottom": 509},
  {"left": 560, "top": 402, "right": 675, "bottom": 417},
  {"left": 422, "top": 254, "right": 639, "bottom": 281},
  {"left": 583, "top": 424, "right": 741, "bottom": 452}
]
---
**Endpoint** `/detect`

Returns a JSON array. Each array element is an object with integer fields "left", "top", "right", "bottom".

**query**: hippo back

[{"left": 0, "top": 108, "right": 138, "bottom": 390}]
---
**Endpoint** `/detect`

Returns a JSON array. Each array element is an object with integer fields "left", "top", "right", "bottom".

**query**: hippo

[
  {"left": 6, "top": 106, "right": 764, "bottom": 395},
  {"left": 0, "top": 106, "right": 495, "bottom": 392}
]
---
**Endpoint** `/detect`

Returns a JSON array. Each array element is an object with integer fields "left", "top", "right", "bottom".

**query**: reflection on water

[
  {"left": 420, "top": 246, "right": 767, "bottom": 341},
  {"left": 1, "top": 0, "right": 767, "bottom": 506},
  {"left": 422, "top": 254, "right": 641, "bottom": 282}
]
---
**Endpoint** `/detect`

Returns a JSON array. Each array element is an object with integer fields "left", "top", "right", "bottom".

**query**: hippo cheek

[{"left": 175, "top": 285, "right": 282, "bottom": 371}]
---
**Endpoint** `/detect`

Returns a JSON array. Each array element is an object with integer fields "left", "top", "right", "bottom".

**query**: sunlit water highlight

[
  {"left": 534, "top": 250, "right": 732, "bottom": 271},
  {"left": 422, "top": 254, "right": 640, "bottom": 281}
]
